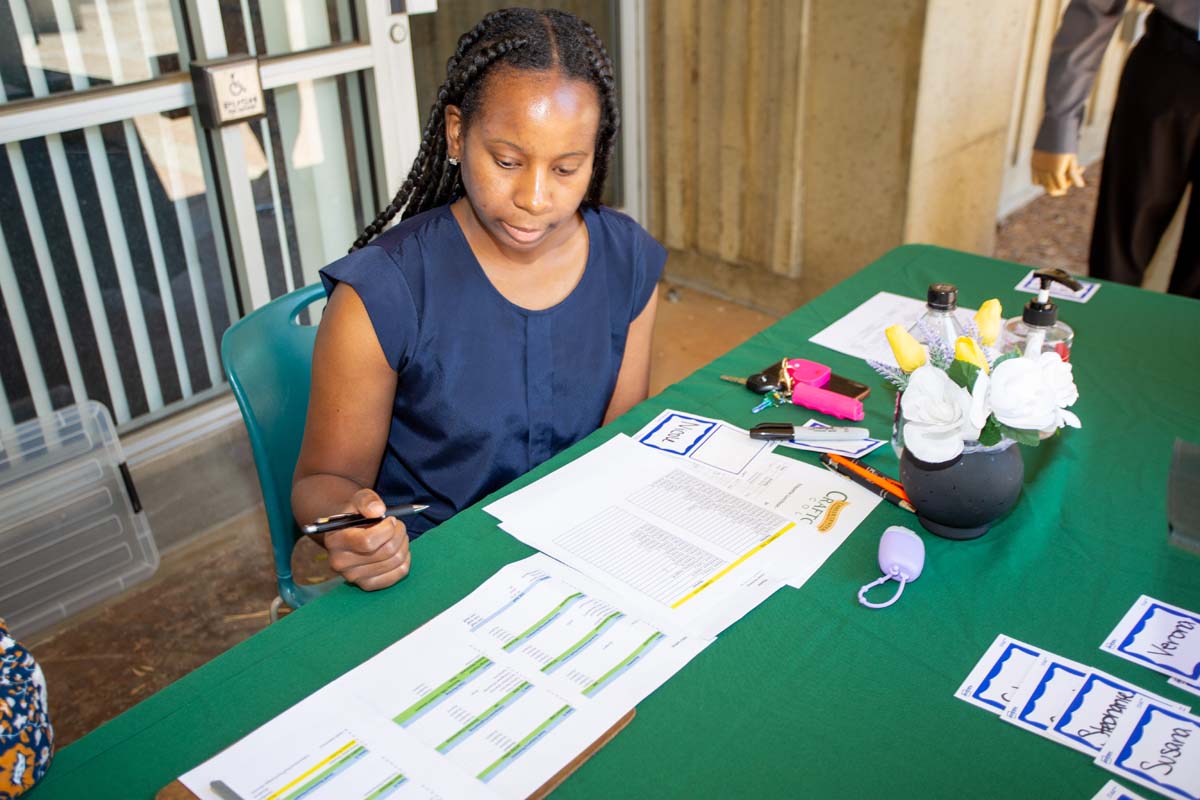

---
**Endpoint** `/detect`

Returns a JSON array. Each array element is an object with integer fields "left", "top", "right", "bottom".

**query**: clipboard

[{"left": 156, "top": 708, "right": 635, "bottom": 799}]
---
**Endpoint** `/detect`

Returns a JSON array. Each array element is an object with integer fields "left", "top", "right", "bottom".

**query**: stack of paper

[
  {"left": 484, "top": 411, "right": 883, "bottom": 638},
  {"left": 180, "top": 409, "right": 886, "bottom": 799},
  {"left": 955, "top": 595, "right": 1200, "bottom": 800},
  {"left": 183, "top": 555, "right": 709, "bottom": 800}
]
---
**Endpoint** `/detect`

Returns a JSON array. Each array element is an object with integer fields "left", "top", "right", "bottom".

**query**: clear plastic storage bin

[{"left": 0, "top": 401, "right": 159, "bottom": 638}]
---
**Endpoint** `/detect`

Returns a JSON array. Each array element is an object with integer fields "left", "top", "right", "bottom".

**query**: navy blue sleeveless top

[{"left": 320, "top": 204, "right": 666, "bottom": 537}]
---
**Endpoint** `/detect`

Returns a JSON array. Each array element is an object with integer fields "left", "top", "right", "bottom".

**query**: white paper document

[
  {"left": 388, "top": 554, "right": 709, "bottom": 711},
  {"left": 487, "top": 437, "right": 787, "bottom": 637},
  {"left": 488, "top": 429, "right": 880, "bottom": 631},
  {"left": 182, "top": 555, "right": 708, "bottom": 800},
  {"left": 1095, "top": 697, "right": 1200, "bottom": 800},
  {"left": 1101, "top": 596, "right": 1200, "bottom": 683},
  {"left": 629, "top": 411, "right": 883, "bottom": 588},
  {"left": 181, "top": 686, "right": 499, "bottom": 800},
  {"left": 339, "top": 626, "right": 622, "bottom": 798},
  {"left": 808, "top": 291, "right": 975, "bottom": 366}
]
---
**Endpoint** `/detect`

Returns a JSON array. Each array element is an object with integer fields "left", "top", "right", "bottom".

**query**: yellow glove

[{"left": 1031, "top": 150, "right": 1085, "bottom": 197}]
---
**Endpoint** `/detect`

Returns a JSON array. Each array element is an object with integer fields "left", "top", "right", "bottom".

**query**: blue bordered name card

[
  {"left": 1090, "top": 778, "right": 1149, "bottom": 800},
  {"left": 1052, "top": 671, "right": 1189, "bottom": 755},
  {"left": 1015, "top": 269, "right": 1100, "bottom": 303},
  {"left": 954, "top": 634, "right": 1042, "bottom": 714},
  {"left": 1095, "top": 698, "right": 1200, "bottom": 800},
  {"left": 1102, "top": 596, "right": 1200, "bottom": 683}
]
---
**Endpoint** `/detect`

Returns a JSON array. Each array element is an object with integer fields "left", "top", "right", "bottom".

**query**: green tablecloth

[{"left": 36, "top": 245, "right": 1200, "bottom": 799}]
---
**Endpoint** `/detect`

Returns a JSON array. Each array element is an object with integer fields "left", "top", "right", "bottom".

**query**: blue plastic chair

[{"left": 221, "top": 284, "right": 338, "bottom": 621}]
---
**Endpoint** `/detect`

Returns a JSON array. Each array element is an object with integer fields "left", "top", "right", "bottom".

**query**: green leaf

[
  {"left": 978, "top": 416, "right": 1002, "bottom": 446},
  {"left": 998, "top": 423, "right": 1041, "bottom": 447},
  {"left": 990, "top": 350, "right": 1020, "bottom": 370},
  {"left": 946, "top": 359, "right": 980, "bottom": 390}
]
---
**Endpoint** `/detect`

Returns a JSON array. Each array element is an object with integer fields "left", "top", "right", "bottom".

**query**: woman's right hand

[{"left": 321, "top": 488, "right": 412, "bottom": 591}]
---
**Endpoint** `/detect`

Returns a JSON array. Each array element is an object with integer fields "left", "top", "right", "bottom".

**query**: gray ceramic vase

[{"left": 899, "top": 440, "right": 1024, "bottom": 540}]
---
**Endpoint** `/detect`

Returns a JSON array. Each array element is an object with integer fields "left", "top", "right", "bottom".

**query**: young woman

[{"left": 292, "top": 8, "right": 666, "bottom": 591}]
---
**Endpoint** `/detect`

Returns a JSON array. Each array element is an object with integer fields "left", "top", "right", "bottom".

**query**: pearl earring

[{"left": 448, "top": 155, "right": 459, "bottom": 166}]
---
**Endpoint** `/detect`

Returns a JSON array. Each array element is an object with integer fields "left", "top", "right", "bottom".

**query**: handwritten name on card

[
  {"left": 637, "top": 413, "right": 716, "bottom": 456},
  {"left": 1057, "top": 676, "right": 1140, "bottom": 753},
  {"left": 1104, "top": 597, "right": 1200, "bottom": 683},
  {"left": 1050, "top": 670, "right": 1191, "bottom": 755},
  {"left": 1098, "top": 702, "right": 1200, "bottom": 800}
]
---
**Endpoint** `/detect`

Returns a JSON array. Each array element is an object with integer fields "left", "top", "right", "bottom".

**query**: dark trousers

[{"left": 1091, "top": 11, "right": 1200, "bottom": 298}]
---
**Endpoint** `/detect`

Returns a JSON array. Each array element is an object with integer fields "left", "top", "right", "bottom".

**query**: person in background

[
  {"left": 1031, "top": 0, "right": 1200, "bottom": 298},
  {"left": 0, "top": 618, "right": 53, "bottom": 797},
  {"left": 292, "top": 8, "right": 665, "bottom": 591}
]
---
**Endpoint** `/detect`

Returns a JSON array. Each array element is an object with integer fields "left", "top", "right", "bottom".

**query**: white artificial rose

[
  {"left": 963, "top": 370, "right": 991, "bottom": 440},
  {"left": 989, "top": 353, "right": 1081, "bottom": 434},
  {"left": 1037, "top": 352, "right": 1081, "bottom": 431},
  {"left": 901, "top": 365, "right": 975, "bottom": 464}
]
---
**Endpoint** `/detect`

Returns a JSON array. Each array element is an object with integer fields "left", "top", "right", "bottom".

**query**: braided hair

[{"left": 349, "top": 8, "right": 619, "bottom": 252}]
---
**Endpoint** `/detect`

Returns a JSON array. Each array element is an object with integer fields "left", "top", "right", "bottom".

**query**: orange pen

[
  {"left": 827, "top": 453, "right": 908, "bottom": 496},
  {"left": 819, "top": 453, "right": 915, "bottom": 512}
]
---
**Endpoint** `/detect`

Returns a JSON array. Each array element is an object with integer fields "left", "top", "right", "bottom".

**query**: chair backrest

[{"left": 221, "top": 284, "right": 328, "bottom": 609}]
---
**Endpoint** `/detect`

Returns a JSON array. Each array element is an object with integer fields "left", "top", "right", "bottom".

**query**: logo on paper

[
  {"left": 817, "top": 499, "right": 849, "bottom": 532},
  {"left": 796, "top": 490, "right": 849, "bottom": 532}
]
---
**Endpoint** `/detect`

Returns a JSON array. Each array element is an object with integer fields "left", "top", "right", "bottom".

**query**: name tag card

[
  {"left": 955, "top": 634, "right": 1042, "bottom": 714},
  {"left": 1015, "top": 270, "right": 1100, "bottom": 303},
  {"left": 1091, "top": 779, "right": 1149, "bottom": 800},
  {"left": 1003, "top": 653, "right": 1089, "bottom": 736},
  {"left": 1052, "top": 672, "right": 1190, "bottom": 756},
  {"left": 1102, "top": 596, "right": 1200, "bottom": 683},
  {"left": 1096, "top": 698, "right": 1200, "bottom": 800}
]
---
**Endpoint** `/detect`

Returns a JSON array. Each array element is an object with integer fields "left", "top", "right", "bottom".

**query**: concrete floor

[
  {"left": 994, "top": 163, "right": 1098, "bottom": 275},
  {"left": 24, "top": 180, "right": 1096, "bottom": 749}
]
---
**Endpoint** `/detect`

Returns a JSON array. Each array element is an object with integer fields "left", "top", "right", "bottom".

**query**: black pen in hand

[{"left": 302, "top": 503, "right": 429, "bottom": 536}]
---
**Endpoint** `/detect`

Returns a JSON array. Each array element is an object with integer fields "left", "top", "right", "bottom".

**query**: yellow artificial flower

[
  {"left": 955, "top": 336, "right": 989, "bottom": 373},
  {"left": 974, "top": 298, "right": 1002, "bottom": 346},
  {"left": 885, "top": 324, "right": 927, "bottom": 372}
]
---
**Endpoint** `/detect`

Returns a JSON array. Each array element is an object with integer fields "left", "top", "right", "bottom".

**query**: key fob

[{"left": 746, "top": 361, "right": 787, "bottom": 394}]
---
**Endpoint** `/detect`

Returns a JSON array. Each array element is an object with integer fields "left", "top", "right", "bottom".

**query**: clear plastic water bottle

[
  {"left": 908, "top": 283, "right": 965, "bottom": 353},
  {"left": 892, "top": 284, "right": 966, "bottom": 458}
]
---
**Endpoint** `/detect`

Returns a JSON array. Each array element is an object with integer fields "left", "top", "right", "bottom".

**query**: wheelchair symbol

[{"left": 229, "top": 72, "right": 247, "bottom": 96}]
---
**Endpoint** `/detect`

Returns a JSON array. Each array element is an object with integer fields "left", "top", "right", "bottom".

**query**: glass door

[
  {"left": 0, "top": 0, "right": 232, "bottom": 428},
  {"left": 0, "top": 0, "right": 646, "bottom": 432},
  {"left": 0, "top": 0, "right": 426, "bottom": 430}
]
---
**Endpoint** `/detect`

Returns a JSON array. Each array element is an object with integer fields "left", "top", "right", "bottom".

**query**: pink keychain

[{"left": 785, "top": 359, "right": 865, "bottom": 421}]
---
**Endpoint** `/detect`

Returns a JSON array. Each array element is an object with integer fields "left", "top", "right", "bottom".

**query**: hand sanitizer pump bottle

[
  {"left": 908, "top": 284, "right": 965, "bottom": 350},
  {"left": 1002, "top": 269, "right": 1080, "bottom": 361}
]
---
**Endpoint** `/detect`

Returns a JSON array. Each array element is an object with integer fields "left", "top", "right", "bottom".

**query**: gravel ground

[{"left": 994, "top": 163, "right": 1101, "bottom": 276}]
